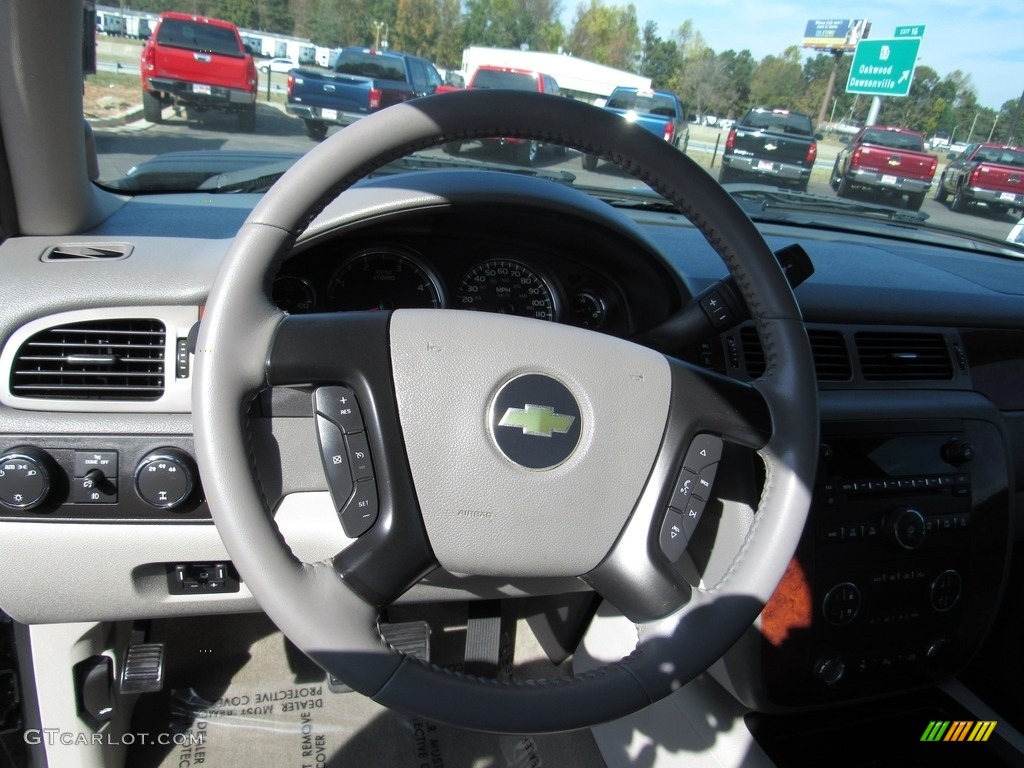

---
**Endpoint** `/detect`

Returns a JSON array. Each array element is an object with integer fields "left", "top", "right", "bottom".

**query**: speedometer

[
  {"left": 456, "top": 259, "right": 557, "bottom": 321},
  {"left": 327, "top": 247, "right": 443, "bottom": 311}
]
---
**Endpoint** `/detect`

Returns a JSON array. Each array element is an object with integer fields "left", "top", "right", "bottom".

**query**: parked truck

[
  {"left": 140, "top": 12, "right": 258, "bottom": 131},
  {"left": 831, "top": 126, "right": 938, "bottom": 211},
  {"left": 718, "top": 107, "right": 817, "bottom": 192},
  {"left": 934, "top": 143, "right": 1024, "bottom": 217},
  {"left": 598, "top": 87, "right": 687, "bottom": 155},
  {"left": 442, "top": 65, "right": 563, "bottom": 166},
  {"left": 286, "top": 48, "right": 443, "bottom": 141}
]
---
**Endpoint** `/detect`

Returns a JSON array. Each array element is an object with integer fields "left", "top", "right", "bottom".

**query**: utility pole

[
  {"left": 815, "top": 49, "right": 843, "bottom": 130},
  {"left": 1005, "top": 86, "right": 1024, "bottom": 144}
]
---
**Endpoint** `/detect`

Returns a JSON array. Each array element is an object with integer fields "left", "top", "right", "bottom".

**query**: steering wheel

[{"left": 193, "top": 90, "right": 818, "bottom": 734}]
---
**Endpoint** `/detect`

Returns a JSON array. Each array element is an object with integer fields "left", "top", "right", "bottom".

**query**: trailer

[{"left": 459, "top": 46, "right": 650, "bottom": 103}]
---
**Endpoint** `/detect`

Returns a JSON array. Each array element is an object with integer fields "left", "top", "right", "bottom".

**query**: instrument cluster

[{"left": 273, "top": 239, "right": 633, "bottom": 334}]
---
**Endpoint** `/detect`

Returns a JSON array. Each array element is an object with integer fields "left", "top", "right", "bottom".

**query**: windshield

[{"left": 90, "top": 2, "right": 1024, "bottom": 256}]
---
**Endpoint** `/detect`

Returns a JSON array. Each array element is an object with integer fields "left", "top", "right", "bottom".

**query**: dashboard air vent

[
  {"left": 10, "top": 319, "right": 166, "bottom": 400},
  {"left": 807, "top": 329, "right": 852, "bottom": 381},
  {"left": 855, "top": 332, "right": 953, "bottom": 381},
  {"left": 41, "top": 243, "right": 133, "bottom": 261},
  {"left": 740, "top": 326, "right": 766, "bottom": 378},
  {"left": 739, "top": 326, "right": 851, "bottom": 381}
]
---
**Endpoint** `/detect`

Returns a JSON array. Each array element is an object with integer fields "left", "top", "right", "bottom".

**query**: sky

[{"left": 563, "top": 0, "right": 1024, "bottom": 111}]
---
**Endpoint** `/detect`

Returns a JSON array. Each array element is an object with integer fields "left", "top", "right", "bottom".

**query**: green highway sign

[
  {"left": 894, "top": 25, "right": 926, "bottom": 37},
  {"left": 846, "top": 38, "right": 922, "bottom": 97}
]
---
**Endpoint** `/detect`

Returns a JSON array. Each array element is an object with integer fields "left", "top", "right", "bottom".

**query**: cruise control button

[
  {"left": 341, "top": 480, "right": 379, "bottom": 537},
  {"left": 315, "top": 415, "right": 354, "bottom": 513},
  {"left": 314, "top": 385, "right": 365, "bottom": 434},
  {"left": 683, "top": 434, "right": 722, "bottom": 473},
  {"left": 346, "top": 431, "right": 374, "bottom": 481}
]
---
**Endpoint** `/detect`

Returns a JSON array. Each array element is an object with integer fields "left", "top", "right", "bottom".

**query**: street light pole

[{"left": 988, "top": 114, "right": 1000, "bottom": 142}]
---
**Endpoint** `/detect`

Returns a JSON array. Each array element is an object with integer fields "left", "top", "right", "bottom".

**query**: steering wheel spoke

[{"left": 266, "top": 312, "right": 438, "bottom": 606}]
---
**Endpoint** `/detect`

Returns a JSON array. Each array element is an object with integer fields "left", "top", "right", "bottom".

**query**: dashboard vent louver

[
  {"left": 855, "top": 332, "right": 953, "bottom": 381},
  {"left": 808, "top": 329, "right": 852, "bottom": 381},
  {"left": 41, "top": 243, "right": 133, "bottom": 261},
  {"left": 740, "top": 326, "right": 766, "bottom": 378},
  {"left": 739, "top": 326, "right": 851, "bottom": 381},
  {"left": 10, "top": 319, "right": 166, "bottom": 400}
]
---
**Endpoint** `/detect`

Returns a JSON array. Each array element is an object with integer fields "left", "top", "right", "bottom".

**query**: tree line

[{"left": 123, "top": 0, "right": 1020, "bottom": 143}]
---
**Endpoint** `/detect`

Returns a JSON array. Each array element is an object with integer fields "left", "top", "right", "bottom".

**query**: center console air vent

[
  {"left": 41, "top": 243, "right": 133, "bottom": 261},
  {"left": 10, "top": 319, "right": 166, "bottom": 401},
  {"left": 739, "top": 327, "right": 851, "bottom": 381},
  {"left": 855, "top": 332, "right": 953, "bottom": 381}
]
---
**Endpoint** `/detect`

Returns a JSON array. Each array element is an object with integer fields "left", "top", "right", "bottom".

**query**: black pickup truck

[
  {"left": 718, "top": 107, "right": 818, "bottom": 191},
  {"left": 286, "top": 48, "right": 443, "bottom": 140}
]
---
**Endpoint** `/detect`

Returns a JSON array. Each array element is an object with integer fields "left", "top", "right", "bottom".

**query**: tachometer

[
  {"left": 327, "top": 247, "right": 444, "bottom": 311},
  {"left": 456, "top": 259, "right": 557, "bottom": 321}
]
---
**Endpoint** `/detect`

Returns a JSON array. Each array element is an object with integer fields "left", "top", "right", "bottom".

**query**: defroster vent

[{"left": 10, "top": 319, "right": 166, "bottom": 401}]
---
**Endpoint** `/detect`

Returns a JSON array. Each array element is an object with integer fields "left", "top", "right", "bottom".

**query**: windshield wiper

[{"left": 726, "top": 184, "right": 929, "bottom": 223}]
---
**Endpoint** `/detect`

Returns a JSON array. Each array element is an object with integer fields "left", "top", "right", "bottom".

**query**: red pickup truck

[
  {"left": 935, "top": 143, "right": 1024, "bottom": 216},
  {"left": 830, "top": 126, "right": 937, "bottom": 210},
  {"left": 140, "top": 12, "right": 258, "bottom": 132},
  {"left": 442, "top": 66, "right": 562, "bottom": 166}
]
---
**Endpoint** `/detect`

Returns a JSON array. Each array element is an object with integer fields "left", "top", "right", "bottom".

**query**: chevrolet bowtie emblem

[{"left": 498, "top": 404, "right": 575, "bottom": 437}]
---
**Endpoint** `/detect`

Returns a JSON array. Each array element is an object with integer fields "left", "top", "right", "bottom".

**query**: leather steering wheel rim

[{"left": 193, "top": 90, "right": 818, "bottom": 733}]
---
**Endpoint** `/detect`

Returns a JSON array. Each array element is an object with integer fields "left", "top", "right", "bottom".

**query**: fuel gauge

[
  {"left": 572, "top": 289, "right": 607, "bottom": 329},
  {"left": 272, "top": 275, "right": 317, "bottom": 313}
]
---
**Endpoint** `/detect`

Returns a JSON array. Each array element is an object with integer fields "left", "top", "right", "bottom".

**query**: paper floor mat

[
  {"left": 126, "top": 614, "right": 605, "bottom": 768},
  {"left": 132, "top": 682, "right": 600, "bottom": 768}
]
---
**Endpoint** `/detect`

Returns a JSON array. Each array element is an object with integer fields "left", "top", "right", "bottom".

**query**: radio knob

[
  {"left": 942, "top": 439, "right": 974, "bottom": 466},
  {"left": 888, "top": 506, "right": 926, "bottom": 550},
  {"left": 814, "top": 657, "right": 846, "bottom": 687}
]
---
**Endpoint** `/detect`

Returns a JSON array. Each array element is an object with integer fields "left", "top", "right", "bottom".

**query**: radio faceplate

[{"left": 760, "top": 418, "right": 1011, "bottom": 707}]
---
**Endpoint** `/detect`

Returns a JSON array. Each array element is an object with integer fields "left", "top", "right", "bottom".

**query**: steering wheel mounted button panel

[
  {"left": 341, "top": 480, "right": 379, "bottom": 537},
  {"left": 314, "top": 385, "right": 365, "bottom": 434},
  {"left": 314, "top": 415, "right": 355, "bottom": 514},
  {"left": 683, "top": 434, "right": 723, "bottom": 473}
]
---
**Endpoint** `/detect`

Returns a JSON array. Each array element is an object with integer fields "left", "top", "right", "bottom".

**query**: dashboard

[{"left": 1, "top": 169, "right": 1023, "bottom": 722}]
